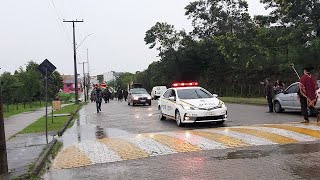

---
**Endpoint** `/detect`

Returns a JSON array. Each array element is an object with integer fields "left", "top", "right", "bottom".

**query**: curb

[
  {"left": 26, "top": 104, "right": 82, "bottom": 178},
  {"left": 57, "top": 104, "right": 82, "bottom": 136},
  {"left": 32, "top": 138, "right": 57, "bottom": 176}
]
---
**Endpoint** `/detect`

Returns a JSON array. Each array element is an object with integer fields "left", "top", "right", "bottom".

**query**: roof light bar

[{"left": 172, "top": 82, "right": 199, "bottom": 87}]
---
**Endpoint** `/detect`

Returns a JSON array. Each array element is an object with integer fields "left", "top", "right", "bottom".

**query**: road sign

[
  {"left": 37, "top": 59, "right": 57, "bottom": 144},
  {"left": 37, "top": 59, "right": 56, "bottom": 76}
]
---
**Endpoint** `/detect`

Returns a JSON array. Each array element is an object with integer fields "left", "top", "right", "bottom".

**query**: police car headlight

[
  {"left": 218, "top": 100, "right": 226, "bottom": 108},
  {"left": 147, "top": 96, "right": 151, "bottom": 100},
  {"left": 181, "top": 104, "right": 198, "bottom": 110}
]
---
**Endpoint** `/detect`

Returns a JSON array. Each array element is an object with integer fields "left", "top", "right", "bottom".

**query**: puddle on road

[
  {"left": 61, "top": 106, "right": 136, "bottom": 147},
  {"left": 215, "top": 149, "right": 269, "bottom": 160},
  {"left": 95, "top": 126, "right": 106, "bottom": 139},
  {"left": 213, "top": 142, "right": 320, "bottom": 161}
]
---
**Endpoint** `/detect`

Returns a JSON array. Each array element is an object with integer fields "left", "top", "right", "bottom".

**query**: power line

[{"left": 48, "top": 0, "right": 72, "bottom": 44}]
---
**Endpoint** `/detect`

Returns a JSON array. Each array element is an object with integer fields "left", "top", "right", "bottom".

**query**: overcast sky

[{"left": 0, "top": 0, "right": 270, "bottom": 76}]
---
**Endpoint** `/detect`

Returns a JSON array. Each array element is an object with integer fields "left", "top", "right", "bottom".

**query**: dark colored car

[{"left": 127, "top": 88, "right": 152, "bottom": 106}]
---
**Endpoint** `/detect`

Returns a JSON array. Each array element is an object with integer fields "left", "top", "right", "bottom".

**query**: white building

[{"left": 103, "top": 72, "right": 115, "bottom": 84}]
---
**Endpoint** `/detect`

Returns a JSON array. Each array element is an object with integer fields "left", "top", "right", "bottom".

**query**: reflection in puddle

[{"left": 96, "top": 126, "right": 106, "bottom": 139}]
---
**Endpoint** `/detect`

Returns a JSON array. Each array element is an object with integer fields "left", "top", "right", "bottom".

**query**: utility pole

[
  {"left": 0, "top": 68, "right": 8, "bottom": 175},
  {"left": 79, "top": 62, "right": 88, "bottom": 102},
  {"left": 63, "top": 19, "right": 83, "bottom": 104},
  {"left": 86, "top": 48, "right": 90, "bottom": 100}
]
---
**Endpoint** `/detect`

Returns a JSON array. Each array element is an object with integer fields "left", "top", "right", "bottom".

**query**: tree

[
  {"left": 144, "top": 22, "right": 182, "bottom": 57},
  {"left": 185, "top": 0, "right": 250, "bottom": 38},
  {"left": 0, "top": 72, "right": 22, "bottom": 104},
  {"left": 261, "top": 0, "right": 320, "bottom": 39},
  {"left": 136, "top": 0, "right": 320, "bottom": 97}
]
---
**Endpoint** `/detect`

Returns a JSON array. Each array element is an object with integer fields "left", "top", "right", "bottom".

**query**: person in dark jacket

[
  {"left": 123, "top": 90, "right": 128, "bottom": 101},
  {"left": 118, "top": 89, "right": 123, "bottom": 102},
  {"left": 299, "top": 66, "right": 319, "bottom": 123},
  {"left": 265, "top": 78, "right": 274, "bottom": 113},
  {"left": 94, "top": 84, "right": 102, "bottom": 113},
  {"left": 104, "top": 89, "right": 111, "bottom": 103}
]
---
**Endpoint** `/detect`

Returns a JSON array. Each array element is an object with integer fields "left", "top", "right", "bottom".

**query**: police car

[{"left": 158, "top": 82, "right": 227, "bottom": 127}]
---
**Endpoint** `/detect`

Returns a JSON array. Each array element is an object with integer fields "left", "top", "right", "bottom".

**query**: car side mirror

[
  {"left": 212, "top": 94, "right": 218, "bottom": 98},
  {"left": 168, "top": 96, "right": 176, "bottom": 101}
]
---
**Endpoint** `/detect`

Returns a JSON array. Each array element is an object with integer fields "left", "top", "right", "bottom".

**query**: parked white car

[
  {"left": 151, "top": 86, "right": 167, "bottom": 100},
  {"left": 273, "top": 80, "right": 320, "bottom": 113},
  {"left": 158, "top": 82, "right": 227, "bottom": 127}
]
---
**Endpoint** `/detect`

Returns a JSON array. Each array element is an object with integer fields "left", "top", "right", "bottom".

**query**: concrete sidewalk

[
  {"left": 2, "top": 104, "right": 71, "bottom": 178},
  {"left": 5, "top": 104, "right": 70, "bottom": 140}
]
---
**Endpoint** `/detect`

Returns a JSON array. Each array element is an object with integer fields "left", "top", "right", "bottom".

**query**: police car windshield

[
  {"left": 131, "top": 88, "right": 148, "bottom": 94},
  {"left": 177, "top": 89, "right": 213, "bottom": 99}
]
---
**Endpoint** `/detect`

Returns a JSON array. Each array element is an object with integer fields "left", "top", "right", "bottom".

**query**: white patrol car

[{"left": 158, "top": 82, "right": 227, "bottom": 127}]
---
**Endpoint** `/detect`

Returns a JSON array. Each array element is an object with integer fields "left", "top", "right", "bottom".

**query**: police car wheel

[
  {"left": 175, "top": 110, "right": 184, "bottom": 127},
  {"left": 159, "top": 106, "right": 166, "bottom": 120}
]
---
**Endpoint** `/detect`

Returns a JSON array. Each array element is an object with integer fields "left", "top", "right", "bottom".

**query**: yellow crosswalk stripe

[
  {"left": 190, "top": 131, "right": 248, "bottom": 148},
  {"left": 229, "top": 128, "right": 298, "bottom": 144},
  {"left": 53, "top": 145, "right": 92, "bottom": 169},
  {"left": 145, "top": 134, "right": 201, "bottom": 152},
  {"left": 262, "top": 124, "right": 320, "bottom": 139},
  {"left": 98, "top": 138, "right": 149, "bottom": 160}
]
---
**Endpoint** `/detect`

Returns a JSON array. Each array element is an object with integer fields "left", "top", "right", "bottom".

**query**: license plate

[
  {"left": 140, "top": 100, "right": 146, "bottom": 102},
  {"left": 206, "top": 112, "right": 215, "bottom": 116}
]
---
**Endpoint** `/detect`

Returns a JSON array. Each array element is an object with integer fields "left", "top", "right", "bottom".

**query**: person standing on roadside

[
  {"left": 265, "top": 78, "right": 274, "bottom": 113},
  {"left": 94, "top": 84, "right": 103, "bottom": 113},
  {"left": 123, "top": 89, "right": 128, "bottom": 101},
  {"left": 118, "top": 89, "right": 123, "bottom": 102},
  {"left": 299, "top": 66, "right": 319, "bottom": 123},
  {"left": 274, "top": 80, "right": 285, "bottom": 94}
]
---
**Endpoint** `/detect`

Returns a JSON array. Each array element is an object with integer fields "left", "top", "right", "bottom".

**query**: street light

[{"left": 76, "top": 33, "right": 94, "bottom": 50}]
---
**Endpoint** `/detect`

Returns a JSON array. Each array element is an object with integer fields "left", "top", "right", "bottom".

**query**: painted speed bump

[{"left": 53, "top": 123, "right": 320, "bottom": 169}]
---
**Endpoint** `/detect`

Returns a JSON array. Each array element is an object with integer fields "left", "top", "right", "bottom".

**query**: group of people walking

[
  {"left": 264, "top": 65, "right": 319, "bottom": 122},
  {"left": 116, "top": 89, "right": 128, "bottom": 102},
  {"left": 264, "top": 79, "right": 286, "bottom": 113},
  {"left": 90, "top": 84, "right": 129, "bottom": 113}
]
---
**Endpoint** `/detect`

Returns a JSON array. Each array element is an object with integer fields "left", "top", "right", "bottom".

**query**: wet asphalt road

[
  {"left": 73, "top": 100, "right": 308, "bottom": 135},
  {"left": 44, "top": 100, "right": 320, "bottom": 180}
]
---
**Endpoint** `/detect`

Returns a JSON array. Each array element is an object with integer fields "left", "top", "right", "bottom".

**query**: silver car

[
  {"left": 273, "top": 80, "right": 320, "bottom": 113},
  {"left": 127, "top": 88, "right": 152, "bottom": 106}
]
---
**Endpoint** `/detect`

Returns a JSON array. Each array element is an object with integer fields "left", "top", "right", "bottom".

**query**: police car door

[
  {"left": 161, "top": 89, "right": 172, "bottom": 116},
  {"left": 166, "top": 89, "right": 176, "bottom": 117}
]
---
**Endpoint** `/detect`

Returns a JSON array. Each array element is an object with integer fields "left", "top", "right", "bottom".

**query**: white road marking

[
  {"left": 76, "top": 141, "right": 122, "bottom": 164},
  {"left": 242, "top": 126, "right": 317, "bottom": 142},
  {"left": 164, "top": 132, "right": 227, "bottom": 150},
  {"left": 286, "top": 124, "right": 320, "bottom": 131},
  {"left": 201, "top": 129, "right": 276, "bottom": 146},
  {"left": 119, "top": 135, "right": 177, "bottom": 156}
]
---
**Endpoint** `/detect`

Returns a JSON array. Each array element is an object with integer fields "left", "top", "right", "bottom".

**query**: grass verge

[
  {"left": 219, "top": 97, "right": 267, "bottom": 105},
  {"left": 57, "top": 92, "right": 75, "bottom": 103},
  {"left": 4, "top": 101, "right": 50, "bottom": 119},
  {"left": 19, "top": 104, "right": 81, "bottom": 134}
]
